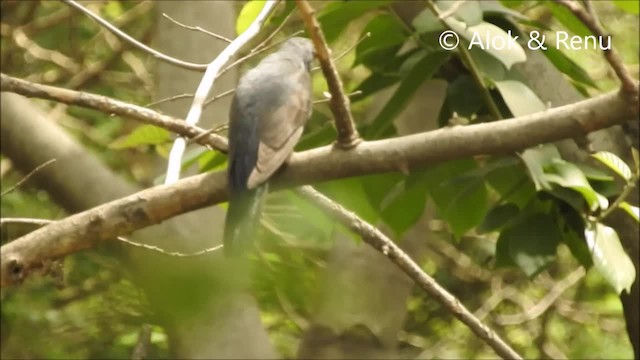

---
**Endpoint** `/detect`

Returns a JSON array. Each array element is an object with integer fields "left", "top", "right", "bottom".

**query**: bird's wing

[{"left": 247, "top": 70, "right": 311, "bottom": 189}]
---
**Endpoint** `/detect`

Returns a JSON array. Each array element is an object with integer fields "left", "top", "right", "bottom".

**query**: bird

[{"left": 223, "top": 37, "right": 315, "bottom": 256}]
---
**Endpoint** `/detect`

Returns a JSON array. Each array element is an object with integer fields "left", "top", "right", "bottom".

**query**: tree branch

[
  {"left": 0, "top": 73, "right": 229, "bottom": 152},
  {"left": 294, "top": 186, "right": 522, "bottom": 359},
  {"left": 1, "top": 86, "right": 636, "bottom": 287},
  {"left": 295, "top": 0, "right": 362, "bottom": 148}
]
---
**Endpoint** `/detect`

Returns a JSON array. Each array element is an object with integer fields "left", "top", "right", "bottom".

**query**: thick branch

[
  {"left": 295, "top": 0, "right": 361, "bottom": 148},
  {"left": 1, "top": 87, "right": 636, "bottom": 287},
  {"left": 295, "top": 186, "right": 522, "bottom": 359}
]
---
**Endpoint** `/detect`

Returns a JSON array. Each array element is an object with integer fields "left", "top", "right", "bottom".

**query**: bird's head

[{"left": 281, "top": 37, "right": 315, "bottom": 72}]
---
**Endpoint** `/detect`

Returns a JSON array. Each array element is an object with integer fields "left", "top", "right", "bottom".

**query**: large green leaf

[
  {"left": 379, "top": 172, "right": 430, "bottom": 237},
  {"left": 591, "top": 151, "right": 633, "bottom": 181},
  {"left": 366, "top": 51, "right": 450, "bottom": 139},
  {"left": 542, "top": 46, "right": 598, "bottom": 88},
  {"left": 585, "top": 222, "right": 636, "bottom": 294},
  {"left": 494, "top": 79, "right": 546, "bottom": 117},
  {"left": 485, "top": 158, "right": 536, "bottom": 208},
  {"left": 236, "top": 0, "right": 268, "bottom": 35},
  {"left": 319, "top": 0, "right": 393, "bottom": 43},
  {"left": 619, "top": 202, "right": 640, "bottom": 222},
  {"left": 496, "top": 213, "right": 561, "bottom": 276},
  {"left": 545, "top": 2, "right": 592, "bottom": 37},
  {"left": 437, "top": 0, "right": 483, "bottom": 26},
  {"left": 544, "top": 161, "right": 609, "bottom": 212},
  {"left": 479, "top": 202, "right": 520, "bottom": 233},
  {"left": 422, "top": 159, "right": 489, "bottom": 237},
  {"left": 110, "top": 125, "right": 171, "bottom": 149},
  {"left": 319, "top": 178, "right": 379, "bottom": 225}
]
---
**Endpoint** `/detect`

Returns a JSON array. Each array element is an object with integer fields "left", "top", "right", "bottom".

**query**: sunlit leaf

[
  {"left": 236, "top": 0, "right": 267, "bottom": 35},
  {"left": 110, "top": 125, "right": 171, "bottom": 149},
  {"left": 585, "top": 222, "right": 636, "bottom": 294},
  {"left": 494, "top": 79, "right": 546, "bottom": 117},
  {"left": 591, "top": 151, "right": 633, "bottom": 181},
  {"left": 619, "top": 202, "right": 640, "bottom": 222}
]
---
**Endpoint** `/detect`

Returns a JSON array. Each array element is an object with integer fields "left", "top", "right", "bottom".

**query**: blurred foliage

[{"left": 1, "top": 0, "right": 638, "bottom": 359}]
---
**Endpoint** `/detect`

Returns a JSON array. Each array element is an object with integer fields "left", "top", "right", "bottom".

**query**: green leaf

[
  {"left": 438, "top": 0, "right": 483, "bottom": 26},
  {"left": 522, "top": 144, "right": 563, "bottom": 191},
  {"left": 236, "top": 0, "right": 268, "bottom": 35},
  {"left": 613, "top": 0, "right": 640, "bottom": 14},
  {"left": 542, "top": 46, "right": 598, "bottom": 88},
  {"left": 366, "top": 51, "right": 450, "bottom": 139},
  {"left": 545, "top": 2, "right": 592, "bottom": 37},
  {"left": 355, "top": 14, "right": 407, "bottom": 68},
  {"left": 422, "top": 159, "right": 489, "bottom": 237},
  {"left": 412, "top": 8, "right": 445, "bottom": 34},
  {"left": 544, "top": 160, "right": 609, "bottom": 212},
  {"left": 494, "top": 79, "right": 546, "bottom": 117},
  {"left": 485, "top": 157, "right": 536, "bottom": 209},
  {"left": 110, "top": 125, "right": 171, "bottom": 149},
  {"left": 479, "top": 203, "right": 520, "bottom": 233},
  {"left": 619, "top": 202, "right": 640, "bottom": 222},
  {"left": 591, "top": 151, "right": 633, "bottom": 181},
  {"left": 319, "top": 178, "right": 379, "bottom": 225},
  {"left": 447, "top": 19, "right": 526, "bottom": 69},
  {"left": 379, "top": 174, "right": 430, "bottom": 236},
  {"left": 496, "top": 213, "right": 561, "bottom": 276},
  {"left": 319, "top": 0, "right": 393, "bottom": 43},
  {"left": 446, "top": 74, "right": 486, "bottom": 117},
  {"left": 585, "top": 222, "right": 636, "bottom": 294}
]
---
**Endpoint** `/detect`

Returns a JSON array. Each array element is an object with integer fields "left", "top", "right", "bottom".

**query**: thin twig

[
  {"left": 162, "top": 13, "right": 232, "bottom": 43},
  {"left": 313, "top": 90, "right": 362, "bottom": 104},
  {"left": 145, "top": 93, "right": 195, "bottom": 108},
  {"left": 1, "top": 159, "right": 56, "bottom": 196},
  {"left": 62, "top": 0, "right": 209, "bottom": 71},
  {"left": 554, "top": 0, "right": 639, "bottom": 99},
  {"left": 164, "top": 0, "right": 280, "bottom": 185},
  {"left": 310, "top": 32, "right": 371, "bottom": 73},
  {"left": 295, "top": 185, "right": 522, "bottom": 360},
  {"left": 295, "top": 0, "right": 361, "bottom": 148}
]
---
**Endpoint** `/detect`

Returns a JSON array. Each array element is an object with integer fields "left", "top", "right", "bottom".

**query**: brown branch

[
  {"left": 0, "top": 73, "right": 229, "bottom": 152},
  {"left": 295, "top": 0, "right": 361, "bottom": 148},
  {"left": 294, "top": 186, "right": 522, "bottom": 359},
  {"left": 1, "top": 85, "right": 636, "bottom": 287},
  {"left": 554, "top": 0, "right": 639, "bottom": 99}
]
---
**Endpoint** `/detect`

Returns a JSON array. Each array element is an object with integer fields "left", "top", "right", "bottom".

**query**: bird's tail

[{"left": 223, "top": 183, "right": 268, "bottom": 256}]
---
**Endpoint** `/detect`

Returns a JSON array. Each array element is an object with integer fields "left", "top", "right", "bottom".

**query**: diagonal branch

[
  {"left": 295, "top": 0, "right": 361, "bottom": 148},
  {"left": 554, "top": 0, "right": 639, "bottom": 99},
  {"left": 294, "top": 186, "right": 522, "bottom": 359}
]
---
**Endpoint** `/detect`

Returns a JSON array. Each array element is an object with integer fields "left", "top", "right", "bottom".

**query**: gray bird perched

[{"left": 223, "top": 37, "right": 315, "bottom": 256}]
